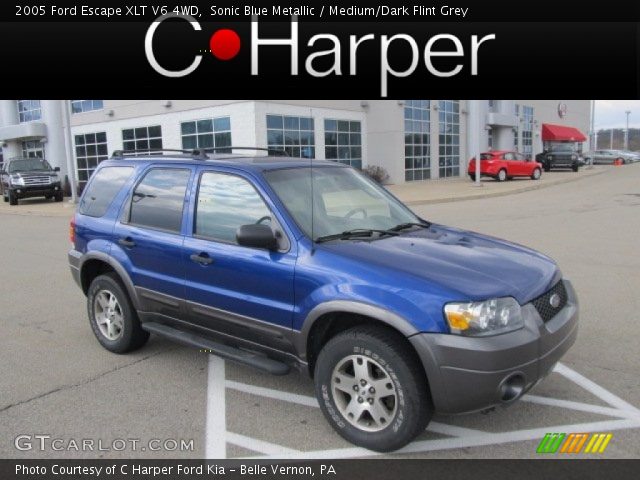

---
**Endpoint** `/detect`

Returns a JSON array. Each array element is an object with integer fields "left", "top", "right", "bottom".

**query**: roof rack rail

[
  {"left": 203, "top": 146, "right": 289, "bottom": 157},
  {"left": 111, "top": 148, "right": 207, "bottom": 159}
]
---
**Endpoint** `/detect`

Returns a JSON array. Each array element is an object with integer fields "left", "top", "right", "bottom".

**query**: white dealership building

[{"left": 0, "top": 100, "right": 591, "bottom": 186}]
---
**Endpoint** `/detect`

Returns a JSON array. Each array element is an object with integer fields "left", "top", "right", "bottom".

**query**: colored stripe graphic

[
  {"left": 536, "top": 433, "right": 565, "bottom": 453},
  {"left": 537, "top": 433, "right": 613, "bottom": 454},
  {"left": 585, "top": 433, "right": 613, "bottom": 453},
  {"left": 560, "top": 433, "right": 589, "bottom": 453}
]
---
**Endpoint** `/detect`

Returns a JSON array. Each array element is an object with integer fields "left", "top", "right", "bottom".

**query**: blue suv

[{"left": 69, "top": 148, "right": 578, "bottom": 452}]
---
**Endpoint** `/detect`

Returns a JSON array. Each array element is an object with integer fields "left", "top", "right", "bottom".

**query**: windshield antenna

[{"left": 309, "top": 107, "right": 315, "bottom": 254}]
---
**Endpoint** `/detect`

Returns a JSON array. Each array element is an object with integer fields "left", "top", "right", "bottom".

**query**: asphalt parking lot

[{"left": 1, "top": 164, "right": 639, "bottom": 459}]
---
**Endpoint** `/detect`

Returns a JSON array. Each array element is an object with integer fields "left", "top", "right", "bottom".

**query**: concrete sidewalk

[
  {"left": 0, "top": 165, "right": 613, "bottom": 217},
  {"left": 386, "top": 166, "right": 609, "bottom": 206}
]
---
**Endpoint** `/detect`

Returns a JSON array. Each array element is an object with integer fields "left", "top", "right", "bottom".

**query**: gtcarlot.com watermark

[{"left": 15, "top": 434, "right": 194, "bottom": 452}]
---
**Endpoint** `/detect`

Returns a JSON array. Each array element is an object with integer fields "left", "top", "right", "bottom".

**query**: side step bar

[{"left": 141, "top": 322, "right": 290, "bottom": 375}]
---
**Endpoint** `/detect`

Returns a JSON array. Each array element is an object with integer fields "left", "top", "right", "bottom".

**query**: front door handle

[
  {"left": 118, "top": 237, "right": 136, "bottom": 248},
  {"left": 190, "top": 252, "right": 214, "bottom": 265}
]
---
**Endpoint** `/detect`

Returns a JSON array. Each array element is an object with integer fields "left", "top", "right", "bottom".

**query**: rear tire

[
  {"left": 314, "top": 325, "right": 432, "bottom": 452},
  {"left": 87, "top": 273, "right": 149, "bottom": 353},
  {"left": 496, "top": 169, "right": 507, "bottom": 182},
  {"left": 543, "top": 162, "right": 551, "bottom": 172},
  {"left": 531, "top": 168, "right": 542, "bottom": 180},
  {"left": 8, "top": 191, "right": 17, "bottom": 206}
]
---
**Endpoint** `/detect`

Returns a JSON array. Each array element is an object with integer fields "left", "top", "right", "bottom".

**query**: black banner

[
  {"left": 0, "top": 19, "right": 637, "bottom": 98},
  {"left": 3, "top": 459, "right": 640, "bottom": 480}
]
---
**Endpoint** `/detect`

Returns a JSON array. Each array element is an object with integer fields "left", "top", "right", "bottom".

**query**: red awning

[{"left": 541, "top": 124, "right": 587, "bottom": 142}]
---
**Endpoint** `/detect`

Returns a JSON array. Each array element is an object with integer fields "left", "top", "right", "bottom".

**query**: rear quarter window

[{"left": 79, "top": 166, "right": 134, "bottom": 218}]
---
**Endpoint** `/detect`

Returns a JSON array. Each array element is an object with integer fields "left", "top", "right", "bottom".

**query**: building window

[
  {"left": 75, "top": 132, "right": 108, "bottom": 183},
  {"left": 438, "top": 100, "right": 460, "bottom": 178},
  {"left": 521, "top": 105, "right": 534, "bottom": 159},
  {"left": 122, "top": 125, "right": 163, "bottom": 155},
  {"left": 71, "top": 100, "right": 104, "bottom": 114},
  {"left": 21, "top": 140, "right": 44, "bottom": 158},
  {"left": 267, "top": 115, "right": 315, "bottom": 158},
  {"left": 17, "top": 100, "right": 41, "bottom": 123},
  {"left": 324, "top": 119, "right": 361, "bottom": 168},
  {"left": 487, "top": 128, "right": 493, "bottom": 149},
  {"left": 181, "top": 117, "right": 231, "bottom": 153},
  {"left": 404, "top": 100, "right": 431, "bottom": 181},
  {"left": 514, "top": 104, "right": 520, "bottom": 149}
]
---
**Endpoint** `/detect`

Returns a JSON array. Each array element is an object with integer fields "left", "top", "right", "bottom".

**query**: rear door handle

[
  {"left": 190, "top": 252, "right": 214, "bottom": 265},
  {"left": 118, "top": 237, "right": 136, "bottom": 248}
]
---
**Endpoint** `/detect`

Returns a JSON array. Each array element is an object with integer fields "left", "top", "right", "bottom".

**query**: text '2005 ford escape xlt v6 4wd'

[{"left": 68, "top": 148, "right": 578, "bottom": 452}]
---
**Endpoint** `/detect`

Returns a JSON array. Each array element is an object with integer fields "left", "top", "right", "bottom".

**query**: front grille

[
  {"left": 21, "top": 176, "right": 50, "bottom": 186},
  {"left": 531, "top": 280, "right": 568, "bottom": 322}
]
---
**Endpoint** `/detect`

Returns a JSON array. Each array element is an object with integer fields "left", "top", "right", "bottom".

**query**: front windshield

[
  {"left": 265, "top": 166, "right": 421, "bottom": 241},
  {"left": 8, "top": 158, "right": 52, "bottom": 173},
  {"left": 548, "top": 143, "right": 575, "bottom": 152}
]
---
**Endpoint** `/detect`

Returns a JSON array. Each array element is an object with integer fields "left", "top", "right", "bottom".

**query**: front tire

[
  {"left": 531, "top": 168, "right": 542, "bottom": 180},
  {"left": 54, "top": 191, "right": 63, "bottom": 202},
  {"left": 87, "top": 273, "right": 149, "bottom": 353},
  {"left": 8, "top": 190, "right": 18, "bottom": 206},
  {"left": 314, "top": 325, "right": 432, "bottom": 452}
]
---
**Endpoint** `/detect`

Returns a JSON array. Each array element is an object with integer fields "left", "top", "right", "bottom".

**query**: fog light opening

[{"left": 499, "top": 373, "right": 525, "bottom": 402}]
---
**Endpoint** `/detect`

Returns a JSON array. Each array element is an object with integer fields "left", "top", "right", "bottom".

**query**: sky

[{"left": 594, "top": 100, "right": 640, "bottom": 130}]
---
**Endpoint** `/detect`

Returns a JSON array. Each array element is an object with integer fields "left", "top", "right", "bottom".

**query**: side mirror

[
  {"left": 236, "top": 224, "right": 278, "bottom": 250},
  {"left": 54, "top": 167, "right": 60, "bottom": 172}
]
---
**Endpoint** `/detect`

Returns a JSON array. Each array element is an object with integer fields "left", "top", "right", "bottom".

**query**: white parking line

[
  {"left": 226, "top": 380, "right": 318, "bottom": 408},
  {"left": 205, "top": 356, "right": 226, "bottom": 458},
  {"left": 209, "top": 359, "right": 640, "bottom": 459},
  {"left": 226, "top": 432, "right": 301, "bottom": 456},
  {"left": 247, "top": 418, "right": 640, "bottom": 460},
  {"left": 522, "top": 394, "right": 640, "bottom": 420},
  {"left": 553, "top": 363, "right": 640, "bottom": 414}
]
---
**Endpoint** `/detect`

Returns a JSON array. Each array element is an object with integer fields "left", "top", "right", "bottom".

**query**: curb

[{"left": 398, "top": 168, "right": 610, "bottom": 207}]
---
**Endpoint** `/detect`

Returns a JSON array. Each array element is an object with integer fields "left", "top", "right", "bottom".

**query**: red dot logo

[{"left": 209, "top": 29, "right": 241, "bottom": 61}]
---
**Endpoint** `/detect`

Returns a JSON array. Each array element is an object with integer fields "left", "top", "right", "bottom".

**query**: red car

[{"left": 468, "top": 151, "right": 543, "bottom": 182}]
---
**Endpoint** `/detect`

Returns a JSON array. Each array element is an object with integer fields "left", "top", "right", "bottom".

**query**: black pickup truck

[{"left": 1, "top": 157, "right": 63, "bottom": 206}]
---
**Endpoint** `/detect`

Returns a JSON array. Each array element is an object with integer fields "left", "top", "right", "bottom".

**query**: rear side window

[
  {"left": 79, "top": 166, "right": 134, "bottom": 217},
  {"left": 128, "top": 168, "right": 190, "bottom": 233}
]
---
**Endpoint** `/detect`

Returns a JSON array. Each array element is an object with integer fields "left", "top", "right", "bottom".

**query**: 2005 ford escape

[{"left": 68, "top": 148, "right": 578, "bottom": 452}]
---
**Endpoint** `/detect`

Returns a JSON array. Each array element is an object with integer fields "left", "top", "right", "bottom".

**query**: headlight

[
  {"left": 49, "top": 174, "right": 59, "bottom": 183},
  {"left": 444, "top": 297, "right": 524, "bottom": 336},
  {"left": 10, "top": 175, "right": 24, "bottom": 186},
  {"left": 571, "top": 154, "right": 577, "bottom": 160}
]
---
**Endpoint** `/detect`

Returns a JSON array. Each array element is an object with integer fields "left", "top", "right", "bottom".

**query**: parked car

[
  {"left": 583, "top": 149, "right": 633, "bottom": 165},
  {"left": 535, "top": 144, "right": 584, "bottom": 172},
  {"left": 68, "top": 149, "right": 578, "bottom": 452},
  {"left": 468, "top": 150, "right": 542, "bottom": 182},
  {"left": 1, "top": 157, "right": 63, "bottom": 205}
]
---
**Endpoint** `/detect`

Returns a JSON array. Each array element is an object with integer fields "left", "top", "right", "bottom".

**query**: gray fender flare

[
  {"left": 295, "top": 300, "right": 420, "bottom": 361},
  {"left": 79, "top": 251, "right": 141, "bottom": 310}
]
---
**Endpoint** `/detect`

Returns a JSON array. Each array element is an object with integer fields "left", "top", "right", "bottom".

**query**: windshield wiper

[
  {"left": 389, "top": 221, "right": 432, "bottom": 232},
  {"left": 315, "top": 228, "right": 399, "bottom": 243}
]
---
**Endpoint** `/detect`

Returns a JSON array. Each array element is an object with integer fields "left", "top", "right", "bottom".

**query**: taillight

[{"left": 69, "top": 217, "right": 76, "bottom": 246}]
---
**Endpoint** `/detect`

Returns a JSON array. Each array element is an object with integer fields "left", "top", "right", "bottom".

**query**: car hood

[{"left": 320, "top": 224, "right": 559, "bottom": 305}]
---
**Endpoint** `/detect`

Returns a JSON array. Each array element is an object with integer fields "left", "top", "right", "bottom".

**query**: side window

[
  {"left": 195, "top": 172, "right": 272, "bottom": 244},
  {"left": 515, "top": 153, "right": 526, "bottom": 161},
  {"left": 129, "top": 168, "right": 190, "bottom": 233},
  {"left": 503, "top": 153, "right": 515, "bottom": 161},
  {"left": 79, "top": 166, "right": 134, "bottom": 217}
]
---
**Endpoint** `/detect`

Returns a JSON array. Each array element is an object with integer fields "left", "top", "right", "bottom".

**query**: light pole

[{"left": 624, "top": 110, "right": 631, "bottom": 151}]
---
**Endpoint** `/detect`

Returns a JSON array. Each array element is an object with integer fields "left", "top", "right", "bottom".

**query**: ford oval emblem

[{"left": 549, "top": 293, "right": 561, "bottom": 308}]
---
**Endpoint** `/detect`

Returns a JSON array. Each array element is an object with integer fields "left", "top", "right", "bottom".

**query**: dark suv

[
  {"left": 68, "top": 149, "right": 578, "bottom": 452},
  {"left": 1, "top": 157, "right": 63, "bottom": 205},
  {"left": 535, "top": 144, "right": 584, "bottom": 172}
]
